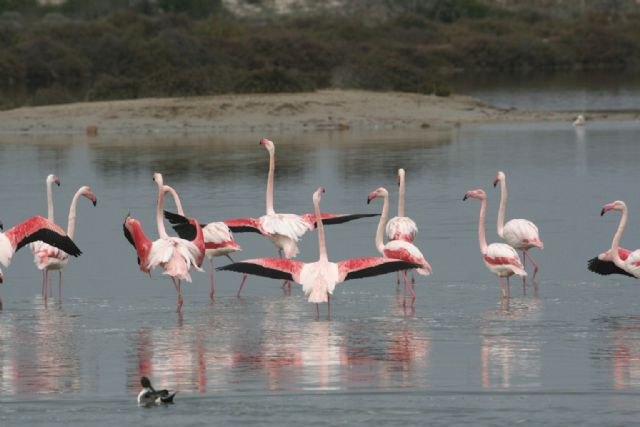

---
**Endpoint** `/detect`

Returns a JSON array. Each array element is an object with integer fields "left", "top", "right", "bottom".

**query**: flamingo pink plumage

[
  {"left": 183, "top": 138, "right": 376, "bottom": 295},
  {"left": 218, "top": 187, "right": 420, "bottom": 317},
  {"left": 386, "top": 169, "right": 418, "bottom": 243},
  {"left": 31, "top": 185, "right": 97, "bottom": 299},
  {"left": 162, "top": 185, "right": 240, "bottom": 300},
  {"left": 463, "top": 189, "right": 526, "bottom": 300},
  {"left": 29, "top": 173, "right": 60, "bottom": 292},
  {"left": 599, "top": 200, "right": 640, "bottom": 278},
  {"left": 123, "top": 173, "right": 204, "bottom": 311},
  {"left": 367, "top": 187, "right": 431, "bottom": 305},
  {"left": 0, "top": 215, "right": 82, "bottom": 308},
  {"left": 493, "top": 171, "right": 543, "bottom": 285}
]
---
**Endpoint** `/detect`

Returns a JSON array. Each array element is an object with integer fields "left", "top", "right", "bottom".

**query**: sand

[{"left": 0, "top": 89, "right": 635, "bottom": 135}]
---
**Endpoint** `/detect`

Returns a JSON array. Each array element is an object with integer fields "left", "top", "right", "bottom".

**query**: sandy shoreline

[{"left": 0, "top": 89, "right": 636, "bottom": 135}]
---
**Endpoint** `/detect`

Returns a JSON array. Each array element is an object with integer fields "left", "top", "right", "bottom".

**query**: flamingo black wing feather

[
  {"left": 344, "top": 260, "right": 420, "bottom": 281},
  {"left": 16, "top": 229, "right": 82, "bottom": 257},
  {"left": 588, "top": 257, "right": 635, "bottom": 278},
  {"left": 217, "top": 262, "right": 294, "bottom": 281}
]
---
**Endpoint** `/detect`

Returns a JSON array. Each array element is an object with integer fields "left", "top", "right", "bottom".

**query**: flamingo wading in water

[
  {"left": 463, "top": 189, "right": 527, "bottom": 301},
  {"left": 599, "top": 200, "right": 640, "bottom": 278},
  {"left": 123, "top": 173, "right": 203, "bottom": 311},
  {"left": 218, "top": 187, "right": 420, "bottom": 317},
  {"left": 367, "top": 187, "right": 431, "bottom": 306},
  {"left": 169, "top": 138, "right": 377, "bottom": 295},
  {"left": 162, "top": 185, "right": 241, "bottom": 300},
  {"left": 29, "top": 174, "right": 60, "bottom": 293},
  {"left": 0, "top": 215, "right": 82, "bottom": 309},
  {"left": 493, "top": 171, "right": 543, "bottom": 287},
  {"left": 32, "top": 185, "right": 97, "bottom": 299}
]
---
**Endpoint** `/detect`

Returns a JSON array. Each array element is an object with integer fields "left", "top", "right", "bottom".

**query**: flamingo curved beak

[
  {"left": 463, "top": 194, "right": 469, "bottom": 201},
  {"left": 492, "top": 178, "right": 499, "bottom": 188},
  {"left": 54, "top": 176, "right": 61, "bottom": 186},
  {"left": 0, "top": 218, "right": 3, "bottom": 230}
]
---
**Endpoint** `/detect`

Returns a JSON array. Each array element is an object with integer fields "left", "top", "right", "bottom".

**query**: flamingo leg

[
  {"left": 316, "top": 303, "right": 320, "bottom": 319},
  {"left": 41, "top": 270, "right": 47, "bottom": 296},
  {"left": 209, "top": 258, "right": 215, "bottom": 301},
  {"left": 327, "top": 293, "right": 331, "bottom": 318},
  {"left": 396, "top": 271, "right": 401, "bottom": 290},
  {"left": 521, "top": 251, "right": 527, "bottom": 287},
  {"left": 506, "top": 276, "right": 511, "bottom": 300},
  {"left": 237, "top": 274, "right": 248, "bottom": 298},
  {"left": 401, "top": 271, "right": 411, "bottom": 307},
  {"left": 173, "top": 278, "right": 183, "bottom": 311},
  {"left": 278, "top": 248, "right": 291, "bottom": 291},
  {"left": 48, "top": 272, "right": 53, "bottom": 298},
  {"left": 409, "top": 271, "right": 416, "bottom": 304},
  {"left": 58, "top": 271, "right": 62, "bottom": 301},
  {"left": 499, "top": 277, "right": 506, "bottom": 300},
  {"left": 225, "top": 254, "right": 235, "bottom": 263},
  {"left": 524, "top": 250, "right": 540, "bottom": 282}
]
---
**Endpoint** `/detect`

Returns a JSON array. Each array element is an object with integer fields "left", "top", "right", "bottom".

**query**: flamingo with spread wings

[
  {"left": 0, "top": 216, "right": 82, "bottom": 308},
  {"left": 598, "top": 201, "right": 640, "bottom": 278},
  {"left": 217, "top": 187, "right": 420, "bottom": 317},
  {"left": 31, "top": 185, "right": 97, "bottom": 299}
]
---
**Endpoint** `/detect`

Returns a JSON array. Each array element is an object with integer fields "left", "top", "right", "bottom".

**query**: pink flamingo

[
  {"left": 29, "top": 174, "right": 60, "bottom": 288},
  {"left": 162, "top": 186, "right": 241, "bottom": 300},
  {"left": 367, "top": 187, "right": 431, "bottom": 306},
  {"left": 493, "top": 171, "right": 543, "bottom": 286},
  {"left": 32, "top": 186, "right": 97, "bottom": 299},
  {"left": 385, "top": 168, "right": 419, "bottom": 286},
  {"left": 463, "top": 189, "right": 527, "bottom": 300},
  {"left": 599, "top": 200, "right": 640, "bottom": 278},
  {"left": 0, "top": 215, "right": 82, "bottom": 308},
  {"left": 217, "top": 187, "right": 420, "bottom": 317},
  {"left": 186, "top": 138, "right": 376, "bottom": 294},
  {"left": 123, "top": 173, "right": 204, "bottom": 311}
]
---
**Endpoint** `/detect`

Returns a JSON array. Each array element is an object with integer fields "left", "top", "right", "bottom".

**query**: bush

[
  {"left": 233, "top": 67, "right": 316, "bottom": 93},
  {"left": 86, "top": 74, "right": 140, "bottom": 100}
]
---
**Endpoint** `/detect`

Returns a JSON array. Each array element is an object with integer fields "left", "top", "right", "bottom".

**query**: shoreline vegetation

[{"left": 1, "top": 0, "right": 639, "bottom": 133}]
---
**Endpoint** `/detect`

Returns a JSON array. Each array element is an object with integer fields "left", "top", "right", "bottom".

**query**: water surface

[{"left": 1, "top": 124, "right": 640, "bottom": 425}]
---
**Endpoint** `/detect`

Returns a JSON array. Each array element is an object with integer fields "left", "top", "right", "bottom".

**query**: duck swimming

[{"left": 137, "top": 376, "right": 177, "bottom": 407}]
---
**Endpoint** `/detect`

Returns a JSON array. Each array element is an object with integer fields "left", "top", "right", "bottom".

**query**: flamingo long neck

[
  {"left": 66, "top": 189, "right": 83, "bottom": 239},
  {"left": 266, "top": 148, "right": 275, "bottom": 215},
  {"left": 496, "top": 179, "right": 508, "bottom": 237},
  {"left": 375, "top": 194, "right": 389, "bottom": 255},
  {"left": 314, "top": 196, "right": 328, "bottom": 262},
  {"left": 477, "top": 197, "right": 489, "bottom": 254},
  {"left": 46, "top": 179, "right": 55, "bottom": 223},
  {"left": 611, "top": 206, "right": 628, "bottom": 268},
  {"left": 165, "top": 187, "right": 185, "bottom": 216},
  {"left": 398, "top": 175, "right": 406, "bottom": 217},
  {"left": 156, "top": 183, "right": 169, "bottom": 239}
]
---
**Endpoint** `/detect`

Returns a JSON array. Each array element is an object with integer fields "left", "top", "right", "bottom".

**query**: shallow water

[{"left": 1, "top": 123, "right": 640, "bottom": 425}]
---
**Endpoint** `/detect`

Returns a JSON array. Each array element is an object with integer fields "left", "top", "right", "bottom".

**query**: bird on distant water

[
  {"left": 573, "top": 114, "right": 586, "bottom": 127},
  {"left": 137, "top": 376, "right": 176, "bottom": 407}
]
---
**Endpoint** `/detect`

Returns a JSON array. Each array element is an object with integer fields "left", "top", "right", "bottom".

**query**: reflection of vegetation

[{"left": 1, "top": 0, "right": 640, "bottom": 108}]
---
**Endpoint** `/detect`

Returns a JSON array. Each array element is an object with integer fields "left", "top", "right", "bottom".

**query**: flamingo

[
  {"left": 31, "top": 185, "right": 97, "bottom": 299},
  {"left": 217, "top": 187, "right": 420, "bottom": 317},
  {"left": 463, "top": 189, "right": 527, "bottom": 300},
  {"left": 123, "top": 173, "right": 203, "bottom": 311},
  {"left": 367, "top": 187, "right": 431, "bottom": 306},
  {"left": 171, "top": 138, "right": 377, "bottom": 295},
  {"left": 493, "top": 171, "right": 543, "bottom": 287},
  {"left": 599, "top": 200, "right": 640, "bottom": 278},
  {"left": 0, "top": 215, "right": 82, "bottom": 308},
  {"left": 29, "top": 174, "right": 60, "bottom": 290},
  {"left": 161, "top": 185, "right": 241, "bottom": 300},
  {"left": 385, "top": 168, "right": 419, "bottom": 286}
]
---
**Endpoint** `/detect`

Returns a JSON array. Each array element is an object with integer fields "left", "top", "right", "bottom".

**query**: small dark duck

[{"left": 137, "top": 376, "right": 177, "bottom": 407}]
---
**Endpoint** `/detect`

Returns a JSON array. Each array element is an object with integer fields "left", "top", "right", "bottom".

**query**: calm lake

[{"left": 1, "top": 119, "right": 640, "bottom": 426}]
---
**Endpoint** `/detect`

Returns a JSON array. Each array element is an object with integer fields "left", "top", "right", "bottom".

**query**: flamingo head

[
  {"left": 47, "top": 174, "right": 61, "bottom": 187},
  {"left": 123, "top": 214, "right": 141, "bottom": 232},
  {"left": 397, "top": 168, "right": 405, "bottom": 187},
  {"left": 601, "top": 200, "right": 626, "bottom": 216},
  {"left": 313, "top": 187, "right": 325, "bottom": 204},
  {"left": 259, "top": 138, "right": 275, "bottom": 153},
  {"left": 152, "top": 172, "right": 163, "bottom": 186},
  {"left": 80, "top": 186, "right": 97, "bottom": 206},
  {"left": 367, "top": 187, "right": 388, "bottom": 204},
  {"left": 463, "top": 188, "right": 486, "bottom": 201},
  {"left": 493, "top": 171, "right": 505, "bottom": 187}
]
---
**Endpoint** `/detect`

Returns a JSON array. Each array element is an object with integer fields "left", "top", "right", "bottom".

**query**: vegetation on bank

[{"left": 1, "top": 0, "right": 640, "bottom": 108}]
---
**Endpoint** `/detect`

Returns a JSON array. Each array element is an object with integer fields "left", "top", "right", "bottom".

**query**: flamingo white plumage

[
  {"left": 29, "top": 173, "right": 60, "bottom": 292},
  {"left": 493, "top": 171, "right": 543, "bottom": 286},
  {"left": 463, "top": 188, "right": 526, "bottom": 300},
  {"left": 0, "top": 215, "right": 82, "bottom": 308},
  {"left": 218, "top": 187, "right": 420, "bottom": 317},
  {"left": 386, "top": 168, "right": 418, "bottom": 243},
  {"left": 31, "top": 185, "right": 97, "bottom": 299},
  {"left": 600, "top": 200, "right": 640, "bottom": 278},
  {"left": 573, "top": 114, "right": 586, "bottom": 127},
  {"left": 161, "top": 185, "right": 241, "bottom": 300},
  {"left": 367, "top": 187, "right": 431, "bottom": 305}
]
